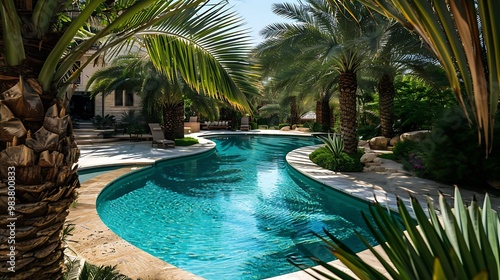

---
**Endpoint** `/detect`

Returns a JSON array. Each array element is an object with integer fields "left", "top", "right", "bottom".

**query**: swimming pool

[
  {"left": 97, "top": 135, "right": 376, "bottom": 279},
  {"left": 78, "top": 166, "right": 124, "bottom": 183}
]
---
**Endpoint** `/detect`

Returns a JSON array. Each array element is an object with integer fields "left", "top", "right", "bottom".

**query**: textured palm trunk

[
  {"left": 330, "top": 108, "right": 336, "bottom": 130},
  {"left": 378, "top": 73, "right": 395, "bottom": 138},
  {"left": 162, "top": 100, "right": 184, "bottom": 140},
  {"left": 339, "top": 71, "right": 358, "bottom": 154},
  {"left": 289, "top": 96, "right": 299, "bottom": 125},
  {"left": 315, "top": 100, "right": 322, "bottom": 124},
  {"left": 173, "top": 100, "right": 185, "bottom": 139},
  {"left": 0, "top": 78, "right": 80, "bottom": 279},
  {"left": 321, "top": 98, "right": 332, "bottom": 132}
]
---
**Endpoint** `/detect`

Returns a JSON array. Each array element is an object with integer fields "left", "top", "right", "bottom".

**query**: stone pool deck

[{"left": 69, "top": 130, "right": 500, "bottom": 279}]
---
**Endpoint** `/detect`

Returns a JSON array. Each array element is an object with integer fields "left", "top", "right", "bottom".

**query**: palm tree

[
  {"left": 367, "top": 21, "right": 439, "bottom": 138},
  {"left": 257, "top": 0, "right": 374, "bottom": 153},
  {"left": 87, "top": 55, "right": 221, "bottom": 140},
  {"left": 328, "top": 0, "right": 499, "bottom": 155},
  {"left": 0, "top": 1, "right": 256, "bottom": 278}
]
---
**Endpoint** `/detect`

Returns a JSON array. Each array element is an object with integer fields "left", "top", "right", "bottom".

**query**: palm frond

[{"left": 143, "top": 1, "right": 258, "bottom": 112}]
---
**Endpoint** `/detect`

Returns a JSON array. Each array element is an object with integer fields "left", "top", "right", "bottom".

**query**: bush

[
  {"left": 310, "top": 147, "right": 364, "bottom": 172},
  {"left": 392, "top": 140, "right": 420, "bottom": 160},
  {"left": 311, "top": 122, "right": 324, "bottom": 132},
  {"left": 175, "top": 137, "right": 199, "bottom": 146},
  {"left": 421, "top": 106, "right": 500, "bottom": 187},
  {"left": 357, "top": 124, "right": 380, "bottom": 140},
  {"left": 126, "top": 123, "right": 147, "bottom": 135},
  {"left": 250, "top": 121, "right": 258, "bottom": 130},
  {"left": 393, "top": 76, "right": 455, "bottom": 133},
  {"left": 378, "top": 153, "right": 398, "bottom": 161},
  {"left": 93, "top": 114, "right": 116, "bottom": 129}
]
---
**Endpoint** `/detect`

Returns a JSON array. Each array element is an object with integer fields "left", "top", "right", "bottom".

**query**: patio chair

[
  {"left": 240, "top": 117, "right": 250, "bottom": 131},
  {"left": 148, "top": 123, "right": 175, "bottom": 148}
]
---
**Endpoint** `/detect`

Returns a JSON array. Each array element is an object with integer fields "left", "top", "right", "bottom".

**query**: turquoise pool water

[
  {"left": 97, "top": 135, "right": 376, "bottom": 279},
  {"left": 78, "top": 166, "right": 123, "bottom": 183}
]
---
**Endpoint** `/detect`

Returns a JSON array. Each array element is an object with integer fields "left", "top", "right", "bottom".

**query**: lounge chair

[
  {"left": 240, "top": 117, "right": 250, "bottom": 131},
  {"left": 148, "top": 123, "right": 175, "bottom": 148}
]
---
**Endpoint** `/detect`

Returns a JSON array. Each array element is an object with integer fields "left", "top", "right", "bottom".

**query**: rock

[
  {"left": 280, "top": 126, "right": 290, "bottom": 131},
  {"left": 360, "top": 152, "right": 378, "bottom": 163},
  {"left": 400, "top": 130, "right": 430, "bottom": 142},
  {"left": 367, "top": 166, "right": 386, "bottom": 172},
  {"left": 364, "top": 162, "right": 381, "bottom": 167},
  {"left": 358, "top": 140, "right": 368, "bottom": 146},
  {"left": 369, "top": 136, "right": 390, "bottom": 150},
  {"left": 291, "top": 124, "right": 297, "bottom": 129},
  {"left": 373, "top": 157, "right": 382, "bottom": 164},
  {"left": 389, "top": 135, "right": 400, "bottom": 146},
  {"left": 385, "top": 168, "right": 399, "bottom": 173}
]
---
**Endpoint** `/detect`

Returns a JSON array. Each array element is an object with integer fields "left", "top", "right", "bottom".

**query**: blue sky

[{"left": 228, "top": 0, "right": 298, "bottom": 45}]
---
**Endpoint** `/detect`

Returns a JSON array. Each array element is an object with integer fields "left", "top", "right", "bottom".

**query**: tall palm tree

[
  {"left": 0, "top": 1, "right": 256, "bottom": 278},
  {"left": 328, "top": 0, "right": 499, "bottom": 155},
  {"left": 257, "top": 0, "right": 374, "bottom": 153},
  {"left": 367, "top": 21, "right": 439, "bottom": 138}
]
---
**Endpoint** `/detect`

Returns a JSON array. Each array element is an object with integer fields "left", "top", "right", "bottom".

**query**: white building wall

[
  {"left": 93, "top": 92, "right": 143, "bottom": 121},
  {"left": 75, "top": 49, "right": 143, "bottom": 122}
]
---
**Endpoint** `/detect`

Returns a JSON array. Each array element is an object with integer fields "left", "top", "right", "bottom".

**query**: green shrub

[
  {"left": 393, "top": 76, "right": 455, "bottom": 133},
  {"left": 310, "top": 147, "right": 364, "bottom": 172},
  {"left": 126, "top": 123, "right": 147, "bottom": 135},
  {"left": 421, "top": 106, "right": 500, "bottom": 186},
  {"left": 175, "top": 137, "right": 199, "bottom": 146},
  {"left": 93, "top": 114, "right": 116, "bottom": 129},
  {"left": 311, "top": 122, "right": 324, "bottom": 132},
  {"left": 250, "top": 121, "right": 258, "bottom": 130},
  {"left": 357, "top": 124, "right": 380, "bottom": 140},
  {"left": 392, "top": 140, "right": 420, "bottom": 159},
  {"left": 314, "top": 133, "right": 344, "bottom": 158},
  {"left": 303, "top": 122, "right": 324, "bottom": 132},
  {"left": 378, "top": 153, "right": 398, "bottom": 161}
]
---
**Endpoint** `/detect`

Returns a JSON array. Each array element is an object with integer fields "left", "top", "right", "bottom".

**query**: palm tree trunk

[
  {"left": 339, "top": 71, "right": 358, "bottom": 154},
  {"left": 0, "top": 78, "right": 80, "bottom": 279},
  {"left": 315, "top": 100, "right": 322, "bottom": 125},
  {"left": 321, "top": 98, "right": 332, "bottom": 132},
  {"left": 378, "top": 73, "right": 395, "bottom": 138},
  {"left": 162, "top": 101, "right": 184, "bottom": 140},
  {"left": 289, "top": 96, "right": 299, "bottom": 125},
  {"left": 173, "top": 100, "right": 185, "bottom": 139}
]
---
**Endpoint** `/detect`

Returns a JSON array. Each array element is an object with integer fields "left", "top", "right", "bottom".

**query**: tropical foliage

[
  {"left": 256, "top": 0, "right": 432, "bottom": 153},
  {"left": 310, "top": 132, "right": 363, "bottom": 172},
  {"left": 87, "top": 55, "right": 223, "bottom": 139},
  {"left": 309, "top": 147, "right": 364, "bottom": 172},
  {"left": 327, "top": 0, "right": 499, "bottom": 156},
  {"left": 422, "top": 107, "right": 500, "bottom": 187},
  {"left": 291, "top": 187, "right": 500, "bottom": 279},
  {"left": 315, "top": 133, "right": 344, "bottom": 158},
  {"left": 393, "top": 76, "right": 455, "bottom": 133},
  {"left": 256, "top": 0, "right": 372, "bottom": 151}
]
